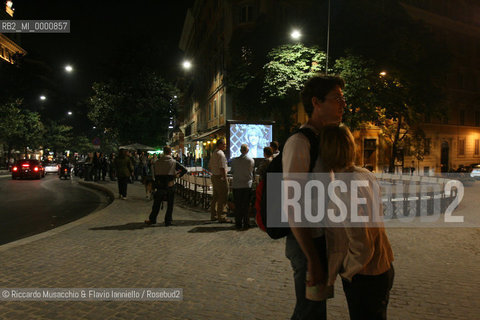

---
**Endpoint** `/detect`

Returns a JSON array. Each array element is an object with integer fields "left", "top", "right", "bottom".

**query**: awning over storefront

[{"left": 192, "top": 127, "right": 223, "bottom": 141}]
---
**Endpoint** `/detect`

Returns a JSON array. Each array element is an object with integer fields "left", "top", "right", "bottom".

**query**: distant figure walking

[{"left": 114, "top": 149, "right": 134, "bottom": 200}]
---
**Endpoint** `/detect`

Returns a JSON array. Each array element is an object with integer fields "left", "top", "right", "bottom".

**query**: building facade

[
  {"left": 398, "top": 0, "right": 480, "bottom": 174},
  {"left": 0, "top": 1, "right": 26, "bottom": 65},
  {"left": 178, "top": 0, "right": 480, "bottom": 173},
  {"left": 177, "top": 0, "right": 314, "bottom": 162}
]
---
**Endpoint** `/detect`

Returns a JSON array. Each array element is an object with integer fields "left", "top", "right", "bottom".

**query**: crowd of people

[{"left": 48, "top": 74, "right": 395, "bottom": 320}]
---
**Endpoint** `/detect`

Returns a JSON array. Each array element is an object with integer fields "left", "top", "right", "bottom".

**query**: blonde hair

[{"left": 318, "top": 124, "right": 355, "bottom": 171}]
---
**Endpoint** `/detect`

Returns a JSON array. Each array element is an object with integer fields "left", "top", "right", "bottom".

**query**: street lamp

[
  {"left": 325, "top": 0, "right": 331, "bottom": 74},
  {"left": 379, "top": 71, "right": 387, "bottom": 77},
  {"left": 67, "top": 111, "right": 73, "bottom": 115},
  {"left": 290, "top": 29, "right": 302, "bottom": 40},
  {"left": 39, "top": 95, "right": 46, "bottom": 101},
  {"left": 182, "top": 60, "right": 192, "bottom": 70},
  {"left": 65, "top": 65, "right": 73, "bottom": 73}
]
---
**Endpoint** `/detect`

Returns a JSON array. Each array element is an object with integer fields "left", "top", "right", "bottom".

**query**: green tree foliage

[
  {"left": 42, "top": 121, "right": 74, "bottom": 156},
  {"left": 261, "top": 44, "right": 325, "bottom": 139},
  {"left": 333, "top": 54, "right": 378, "bottom": 130},
  {"left": 70, "top": 136, "right": 92, "bottom": 155},
  {"left": 88, "top": 72, "right": 177, "bottom": 148},
  {"left": 0, "top": 99, "right": 44, "bottom": 159},
  {"left": 262, "top": 44, "right": 325, "bottom": 102}
]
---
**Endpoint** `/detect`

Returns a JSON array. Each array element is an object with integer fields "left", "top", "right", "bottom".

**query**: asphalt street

[{"left": 0, "top": 174, "right": 110, "bottom": 245}]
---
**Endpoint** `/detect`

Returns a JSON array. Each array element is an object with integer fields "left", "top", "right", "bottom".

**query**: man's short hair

[
  {"left": 163, "top": 146, "right": 172, "bottom": 155},
  {"left": 217, "top": 139, "right": 225, "bottom": 147},
  {"left": 269, "top": 141, "right": 279, "bottom": 151},
  {"left": 263, "top": 147, "right": 273, "bottom": 157},
  {"left": 301, "top": 75, "right": 345, "bottom": 117},
  {"left": 240, "top": 144, "right": 249, "bottom": 154}
]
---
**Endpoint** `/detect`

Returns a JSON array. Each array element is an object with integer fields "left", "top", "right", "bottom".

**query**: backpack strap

[{"left": 296, "top": 127, "right": 319, "bottom": 172}]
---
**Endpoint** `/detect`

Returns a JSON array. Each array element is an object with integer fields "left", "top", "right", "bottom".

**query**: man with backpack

[
  {"left": 144, "top": 146, "right": 187, "bottom": 226},
  {"left": 282, "top": 75, "right": 346, "bottom": 319}
]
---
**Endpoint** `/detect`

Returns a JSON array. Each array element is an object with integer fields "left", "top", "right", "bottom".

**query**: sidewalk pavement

[{"left": 0, "top": 178, "right": 479, "bottom": 319}]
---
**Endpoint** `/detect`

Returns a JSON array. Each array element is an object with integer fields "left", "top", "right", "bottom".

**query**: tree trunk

[
  {"left": 7, "top": 143, "right": 13, "bottom": 168},
  {"left": 388, "top": 117, "right": 402, "bottom": 173}
]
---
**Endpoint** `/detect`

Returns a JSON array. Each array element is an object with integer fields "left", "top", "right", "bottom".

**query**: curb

[{"left": 78, "top": 180, "right": 115, "bottom": 202}]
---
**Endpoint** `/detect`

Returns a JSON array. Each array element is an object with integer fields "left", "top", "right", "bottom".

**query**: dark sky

[{"left": 13, "top": 0, "right": 194, "bottom": 91}]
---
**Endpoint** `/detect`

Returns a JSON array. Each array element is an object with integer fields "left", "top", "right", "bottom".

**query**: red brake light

[
  {"left": 13, "top": 166, "right": 18, "bottom": 171},
  {"left": 64, "top": 169, "right": 68, "bottom": 172},
  {"left": 22, "top": 164, "right": 30, "bottom": 167},
  {"left": 34, "top": 167, "right": 39, "bottom": 172}
]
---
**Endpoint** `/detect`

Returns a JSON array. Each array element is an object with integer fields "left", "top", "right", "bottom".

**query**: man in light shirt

[
  {"left": 230, "top": 144, "right": 255, "bottom": 230},
  {"left": 283, "top": 75, "right": 346, "bottom": 320},
  {"left": 209, "top": 139, "right": 232, "bottom": 223}
]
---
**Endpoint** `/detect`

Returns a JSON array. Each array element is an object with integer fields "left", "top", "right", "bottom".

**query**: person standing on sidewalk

[
  {"left": 114, "top": 149, "right": 134, "bottom": 200},
  {"left": 256, "top": 147, "right": 273, "bottom": 179},
  {"left": 108, "top": 153, "right": 117, "bottom": 181},
  {"left": 144, "top": 146, "right": 187, "bottom": 226},
  {"left": 209, "top": 139, "right": 232, "bottom": 223},
  {"left": 230, "top": 144, "right": 254, "bottom": 230},
  {"left": 318, "top": 125, "right": 394, "bottom": 320},
  {"left": 270, "top": 141, "right": 280, "bottom": 158},
  {"left": 283, "top": 75, "right": 346, "bottom": 320}
]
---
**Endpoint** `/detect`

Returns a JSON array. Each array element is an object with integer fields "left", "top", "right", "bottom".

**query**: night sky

[{"left": 13, "top": 0, "right": 194, "bottom": 94}]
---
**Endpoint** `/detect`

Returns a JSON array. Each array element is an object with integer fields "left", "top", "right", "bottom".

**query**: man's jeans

[
  {"left": 149, "top": 186, "right": 175, "bottom": 224},
  {"left": 233, "top": 188, "right": 250, "bottom": 227},
  {"left": 285, "top": 233, "right": 327, "bottom": 320},
  {"left": 342, "top": 265, "right": 395, "bottom": 320}
]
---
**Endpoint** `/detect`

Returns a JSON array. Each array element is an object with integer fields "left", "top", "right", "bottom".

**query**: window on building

[
  {"left": 240, "top": 5, "right": 254, "bottom": 23},
  {"left": 208, "top": 103, "right": 211, "bottom": 120},
  {"left": 458, "top": 139, "right": 465, "bottom": 156},
  {"left": 424, "top": 138, "right": 431, "bottom": 156},
  {"left": 213, "top": 99, "right": 217, "bottom": 118},
  {"left": 475, "top": 111, "right": 480, "bottom": 127},
  {"left": 219, "top": 94, "right": 224, "bottom": 115},
  {"left": 475, "top": 139, "right": 480, "bottom": 156},
  {"left": 459, "top": 110, "right": 465, "bottom": 125}
]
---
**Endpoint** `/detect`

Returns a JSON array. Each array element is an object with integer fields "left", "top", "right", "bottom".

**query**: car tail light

[
  {"left": 64, "top": 168, "right": 68, "bottom": 172},
  {"left": 34, "top": 167, "right": 39, "bottom": 172},
  {"left": 22, "top": 164, "right": 30, "bottom": 167},
  {"left": 13, "top": 166, "right": 18, "bottom": 171}
]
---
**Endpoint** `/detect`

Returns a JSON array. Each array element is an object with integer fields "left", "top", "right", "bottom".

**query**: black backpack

[{"left": 255, "top": 127, "right": 319, "bottom": 239}]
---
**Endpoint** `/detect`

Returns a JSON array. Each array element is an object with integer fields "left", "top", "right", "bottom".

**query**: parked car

[
  {"left": 43, "top": 162, "right": 59, "bottom": 174},
  {"left": 470, "top": 164, "right": 480, "bottom": 179},
  {"left": 11, "top": 159, "right": 45, "bottom": 179}
]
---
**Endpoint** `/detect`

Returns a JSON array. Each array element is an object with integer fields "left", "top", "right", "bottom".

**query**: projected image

[{"left": 229, "top": 124, "right": 273, "bottom": 158}]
